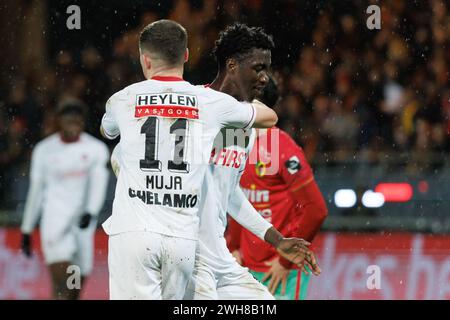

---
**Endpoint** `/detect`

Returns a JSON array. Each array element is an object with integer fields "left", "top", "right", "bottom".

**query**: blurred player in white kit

[
  {"left": 20, "top": 101, "right": 110, "bottom": 299},
  {"left": 100, "top": 19, "right": 279, "bottom": 300}
]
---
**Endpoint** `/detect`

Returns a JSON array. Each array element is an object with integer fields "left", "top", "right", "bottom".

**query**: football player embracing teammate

[
  {"left": 108, "top": 22, "right": 321, "bottom": 300},
  {"left": 100, "top": 20, "right": 280, "bottom": 300},
  {"left": 185, "top": 24, "right": 321, "bottom": 300}
]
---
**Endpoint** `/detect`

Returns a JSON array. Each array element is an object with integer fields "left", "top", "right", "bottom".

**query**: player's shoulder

[
  {"left": 201, "top": 86, "right": 237, "bottom": 102},
  {"left": 107, "top": 87, "right": 127, "bottom": 102},
  {"left": 36, "top": 133, "right": 59, "bottom": 147},
  {"left": 123, "top": 79, "right": 160, "bottom": 92},
  {"left": 32, "top": 133, "right": 59, "bottom": 154},
  {"left": 108, "top": 79, "right": 201, "bottom": 98},
  {"left": 276, "top": 128, "right": 298, "bottom": 144},
  {"left": 275, "top": 127, "right": 291, "bottom": 139},
  {"left": 80, "top": 132, "right": 106, "bottom": 144}
]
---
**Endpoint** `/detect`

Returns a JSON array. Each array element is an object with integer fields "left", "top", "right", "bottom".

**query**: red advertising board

[
  {"left": 0, "top": 228, "right": 109, "bottom": 299},
  {"left": 308, "top": 232, "right": 450, "bottom": 299},
  {"left": 1, "top": 228, "right": 450, "bottom": 299}
]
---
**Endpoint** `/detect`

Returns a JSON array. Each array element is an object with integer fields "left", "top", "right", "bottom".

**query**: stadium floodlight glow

[
  {"left": 362, "top": 190, "right": 385, "bottom": 208},
  {"left": 375, "top": 183, "right": 413, "bottom": 202},
  {"left": 334, "top": 189, "right": 357, "bottom": 208}
]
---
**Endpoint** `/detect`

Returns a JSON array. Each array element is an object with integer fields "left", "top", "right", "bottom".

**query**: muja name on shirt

[
  {"left": 128, "top": 188, "right": 198, "bottom": 208},
  {"left": 146, "top": 175, "right": 182, "bottom": 190}
]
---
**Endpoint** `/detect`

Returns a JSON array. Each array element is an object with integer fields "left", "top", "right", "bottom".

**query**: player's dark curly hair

[{"left": 213, "top": 23, "right": 274, "bottom": 69}]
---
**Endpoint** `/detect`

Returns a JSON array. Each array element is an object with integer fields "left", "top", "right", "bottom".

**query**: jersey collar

[
  {"left": 151, "top": 76, "right": 184, "bottom": 82},
  {"left": 59, "top": 133, "right": 80, "bottom": 144}
]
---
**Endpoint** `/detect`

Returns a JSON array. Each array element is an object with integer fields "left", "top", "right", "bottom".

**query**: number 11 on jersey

[{"left": 139, "top": 117, "right": 190, "bottom": 173}]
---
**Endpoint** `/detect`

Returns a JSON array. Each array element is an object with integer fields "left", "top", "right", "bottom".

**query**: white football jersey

[
  {"left": 196, "top": 128, "right": 272, "bottom": 271},
  {"left": 101, "top": 77, "right": 256, "bottom": 240},
  {"left": 196, "top": 128, "right": 255, "bottom": 268},
  {"left": 21, "top": 133, "right": 110, "bottom": 235}
]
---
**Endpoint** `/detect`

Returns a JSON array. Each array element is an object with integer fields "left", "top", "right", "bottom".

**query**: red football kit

[{"left": 226, "top": 128, "right": 327, "bottom": 271}]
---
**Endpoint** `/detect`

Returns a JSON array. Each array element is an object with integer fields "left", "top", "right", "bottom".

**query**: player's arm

[
  {"left": 276, "top": 133, "right": 328, "bottom": 269},
  {"left": 110, "top": 144, "right": 121, "bottom": 178},
  {"left": 227, "top": 183, "right": 299, "bottom": 252},
  {"left": 20, "top": 145, "right": 45, "bottom": 257},
  {"left": 100, "top": 95, "right": 120, "bottom": 140},
  {"left": 250, "top": 99, "right": 278, "bottom": 128},
  {"left": 217, "top": 96, "right": 277, "bottom": 130},
  {"left": 227, "top": 185, "right": 272, "bottom": 243},
  {"left": 276, "top": 179, "right": 328, "bottom": 270},
  {"left": 287, "top": 179, "right": 328, "bottom": 241},
  {"left": 79, "top": 143, "right": 110, "bottom": 229},
  {"left": 225, "top": 216, "right": 243, "bottom": 264},
  {"left": 227, "top": 184, "right": 320, "bottom": 274}
]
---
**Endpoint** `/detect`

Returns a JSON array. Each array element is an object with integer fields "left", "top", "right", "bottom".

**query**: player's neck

[
  {"left": 209, "top": 73, "right": 226, "bottom": 93},
  {"left": 210, "top": 73, "right": 244, "bottom": 101},
  {"left": 59, "top": 133, "right": 80, "bottom": 143},
  {"left": 145, "top": 65, "right": 184, "bottom": 80}
]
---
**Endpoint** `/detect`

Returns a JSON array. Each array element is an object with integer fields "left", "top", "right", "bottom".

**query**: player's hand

[
  {"left": 21, "top": 233, "right": 32, "bottom": 258},
  {"left": 79, "top": 213, "right": 92, "bottom": 229},
  {"left": 231, "top": 250, "right": 242, "bottom": 265},
  {"left": 276, "top": 238, "right": 321, "bottom": 276},
  {"left": 262, "top": 258, "right": 290, "bottom": 295}
]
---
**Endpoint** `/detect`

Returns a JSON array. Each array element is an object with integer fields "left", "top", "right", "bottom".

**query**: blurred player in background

[
  {"left": 100, "top": 20, "right": 278, "bottom": 300},
  {"left": 185, "top": 23, "right": 320, "bottom": 300},
  {"left": 227, "top": 76, "right": 328, "bottom": 300},
  {"left": 20, "top": 100, "right": 110, "bottom": 299}
]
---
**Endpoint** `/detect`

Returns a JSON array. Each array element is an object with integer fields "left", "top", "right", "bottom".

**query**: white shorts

[
  {"left": 108, "top": 231, "right": 197, "bottom": 300},
  {"left": 40, "top": 222, "right": 96, "bottom": 276},
  {"left": 185, "top": 258, "right": 274, "bottom": 300}
]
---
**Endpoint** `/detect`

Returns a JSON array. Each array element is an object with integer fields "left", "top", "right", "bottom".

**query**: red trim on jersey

[
  {"left": 290, "top": 176, "right": 314, "bottom": 192},
  {"left": 59, "top": 133, "right": 80, "bottom": 144},
  {"left": 203, "top": 84, "right": 211, "bottom": 88},
  {"left": 295, "top": 272, "right": 301, "bottom": 300},
  {"left": 151, "top": 76, "right": 184, "bottom": 81}
]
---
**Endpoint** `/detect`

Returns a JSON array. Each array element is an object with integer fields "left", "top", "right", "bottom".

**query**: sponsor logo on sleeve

[{"left": 285, "top": 156, "right": 301, "bottom": 174}]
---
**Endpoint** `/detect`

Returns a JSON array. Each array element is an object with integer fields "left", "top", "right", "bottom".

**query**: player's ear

[
  {"left": 140, "top": 53, "right": 152, "bottom": 70},
  {"left": 184, "top": 48, "right": 189, "bottom": 63},
  {"left": 226, "top": 58, "right": 237, "bottom": 74}
]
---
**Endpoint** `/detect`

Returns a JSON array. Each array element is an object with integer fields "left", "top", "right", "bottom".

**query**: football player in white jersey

[
  {"left": 20, "top": 101, "right": 110, "bottom": 299},
  {"left": 100, "top": 20, "right": 279, "bottom": 300},
  {"left": 184, "top": 24, "right": 321, "bottom": 300}
]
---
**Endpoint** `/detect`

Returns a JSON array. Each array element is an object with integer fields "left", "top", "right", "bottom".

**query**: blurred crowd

[{"left": 1, "top": 0, "right": 450, "bottom": 196}]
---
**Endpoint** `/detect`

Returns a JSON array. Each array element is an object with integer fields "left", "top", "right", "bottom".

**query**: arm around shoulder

[{"left": 250, "top": 99, "right": 278, "bottom": 128}]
